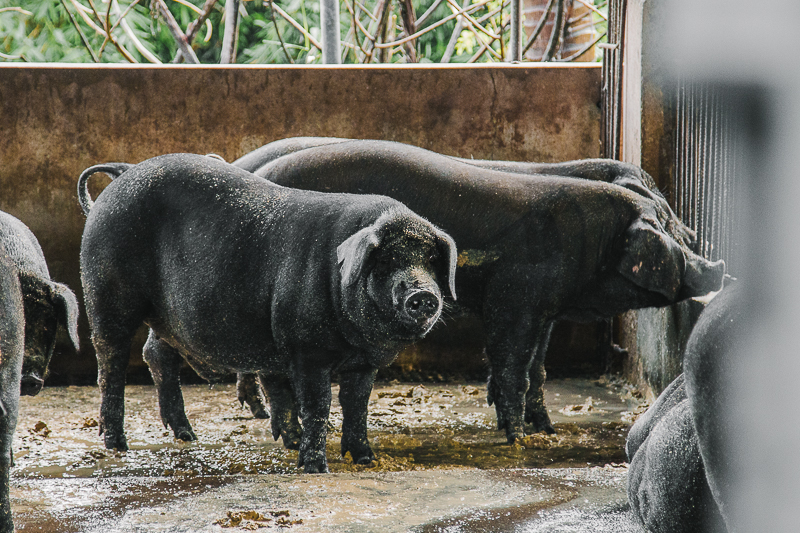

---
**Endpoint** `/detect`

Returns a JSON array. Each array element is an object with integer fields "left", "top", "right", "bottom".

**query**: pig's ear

[
  {"left": 337, "top": 225, "right": 381, "bottom": 287},
  {"left": 21, "top": 272, "right": 81, "bottom": 353},
  {"left": 48, "top": 281, "right": 80, "bottom": 353},
  {"left": 617, "top": 218, "right": 685, "bottom": 300},
  {"left": 434, "top": 228, "right": 458, "bottom": 301}
]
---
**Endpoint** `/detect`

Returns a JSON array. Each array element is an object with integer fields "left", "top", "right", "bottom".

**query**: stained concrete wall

[{"left": 0, "top": 64, "right": 602, "bottom": 384}]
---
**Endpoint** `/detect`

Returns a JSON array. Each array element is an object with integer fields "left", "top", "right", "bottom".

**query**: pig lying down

[
  {"left": 0, "top": 211, "right": 80, "bottom": 533},
  {"left": 626, "top": 283, "right": 740, "bottom": 532},
  {"left": 78, "top": 154, "right": 456, "bottom": 473},
  {"left": 234, "top": 139, "right": 725, "bottom": 444}
]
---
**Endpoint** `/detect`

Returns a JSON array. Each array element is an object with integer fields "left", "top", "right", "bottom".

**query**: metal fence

[
  {"left": 601, "top": 0, "right": 742, "bottom": 275},
  {"left": 672, "top": 82, "right": 744, "bottom": 275},
  {"left": 600, "top": 0, "right": 625, "bottom": 159}
]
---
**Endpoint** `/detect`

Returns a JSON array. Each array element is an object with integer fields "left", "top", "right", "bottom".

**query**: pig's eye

[
  {"left": 378, "top": 255, "right": 392, "bottom": 267},
  {"left": 427, "top": 253, "right": 437, "bottom": 264}
]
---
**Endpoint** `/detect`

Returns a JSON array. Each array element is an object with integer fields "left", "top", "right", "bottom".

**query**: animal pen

[{"left": 0, "top": 0, "right": 755, "bottom": 530}]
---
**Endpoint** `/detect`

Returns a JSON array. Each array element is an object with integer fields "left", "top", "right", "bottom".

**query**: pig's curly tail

[{"left": 77, "top": 163, "right": 133, "bottom": 216}]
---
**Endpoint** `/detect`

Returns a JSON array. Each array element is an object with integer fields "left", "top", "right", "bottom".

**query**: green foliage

[{"left": 0, "top": 0, "right": 606, "bottom": 64}]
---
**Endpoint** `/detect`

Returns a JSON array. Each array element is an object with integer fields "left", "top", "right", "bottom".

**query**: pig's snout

[
  {"left": 681, "top": 257, "right": 726, "bottom": 298},
  {"left": 404, "top": 289, "right": 440, "bottom": 322},
  {"left": 20, "top": 374, "right": 44, "bottom": 396}
]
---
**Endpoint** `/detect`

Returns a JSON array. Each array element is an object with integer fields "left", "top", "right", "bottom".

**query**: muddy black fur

[
  {"left": 0, "top": 212, "right": 80, "bottom": 397},
  {"left": 0, "top": 212, "right": 80, "bottom": 532},
  {"left": 0, "top": 255, "right": 24, "bottom": 533},
  {"left": 626, "top": 284, "right": 740, "bottom": 532},
  {"left": 78, "top": 154, "right": 456, "bottom": 473},
  {"left": 233, "top": 138, "right": 725, "bottom": 444}
]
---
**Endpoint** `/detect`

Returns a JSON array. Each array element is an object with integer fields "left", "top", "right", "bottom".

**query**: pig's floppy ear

[
  {"left": 617, "top": 218, "right": 685, "bottom": 300},
  {"left": 48, "top": 281, "right": 80, "bottom": 353},
  {"left": 20, "top": 272, "right": 81, "bottom": 353},
  {"left": 337, "top": 225, "right": 381, "bottom": 287},
  {"left": 434, "top": 228, "right": 458, "bottom": 301}
]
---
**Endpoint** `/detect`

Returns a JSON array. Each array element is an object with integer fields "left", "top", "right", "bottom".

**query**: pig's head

[
  {"left": 337, "top": 209, "right": 457, "bottom": 354},
  {"left": 617, "top": 213, "right": 725, "bottom": 303},
  {"left": 19, "top": 273, "right": 80, "bottom": 396}
]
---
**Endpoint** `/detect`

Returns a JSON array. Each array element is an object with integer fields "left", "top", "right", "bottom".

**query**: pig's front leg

[
  {"left": 484, "top": 271, "right": 550, "bottom": 443},
  {"left": 338, "top": 367, "right": 378, "bottom": 465},
  {"left": 294, "top": 361, "right": 333, "bottom": 473},
  {"left": 236, "top": 373, "right": 269, "bottom": 419}
]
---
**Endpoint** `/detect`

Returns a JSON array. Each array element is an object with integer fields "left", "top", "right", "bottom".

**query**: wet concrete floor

[{"left": 11, "top": 378, "right": 646, "bottom": 532}]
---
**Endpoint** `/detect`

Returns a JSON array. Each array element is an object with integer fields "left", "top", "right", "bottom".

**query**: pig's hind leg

[
  {"left": 93, "top": 326, "right": 137, "bottom": 451},
  {"left": 524, "top": 322, "right": 556, "bottom": 434},
  {"left": 260, "top": 373, "right": 302, "bottom": 450},
  {"left": 142, "top": 330, "right": 197, "bottom": 442},
  {"left": 236, "top": 373, "right": 269, "bottom": 419}
]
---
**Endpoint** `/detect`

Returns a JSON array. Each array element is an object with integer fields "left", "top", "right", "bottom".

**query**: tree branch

[
  {"left": 440, "top": 0, "right": 469, "bottom": 63},
  {"left": 173, "top": 0, "right": 218, "bottom": 64},
  {"left": 542, "top": 0, "right": 564, "bottom": 61},
  {"left": 373, "top": 0, "right": 488, "bottom": 49},
  {"left": 154, "top": 0, "right": 200, "bottom": 63},
  {"left": 220, "top": 0, "right": 240, "bottom": 63},
  {"left": 270, "top": 3, "right": 322, "bottom": 51},
  {"left": 59, "top": 0, "right": 99, "bottom": 62},
  {"left": 399, "top": 0, "right": 418, "bottom": 62},
  {"left": 86, "top": 0, "right": 137, "bottom": 62},
  {"left": 268, "top": 0, "right": 294, "bottom": 63},
  {"left": 522, "top": 0, "right": 555, "bottom": 56},
  {"left": 109, "top": 0, "right": 161, "bottom": 63}
]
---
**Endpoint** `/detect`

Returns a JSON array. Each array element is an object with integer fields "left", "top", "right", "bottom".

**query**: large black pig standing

[
  {"left": 0, "top": 211, "right": 81, "bottom": 533},
  {"left": 78, "top": 154, "right": 457, "bottom": 473},
  {"left": 234, "top": 139, "right": 725, "bottom": 444}
]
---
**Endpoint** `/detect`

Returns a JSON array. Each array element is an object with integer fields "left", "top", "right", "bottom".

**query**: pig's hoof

[
  {"left": 354, "top": 454, "right": 375, "bottom": 465},
  {"left": 174, "top": 428, "right": 197, "bottom": 442},
  {"left": 525, "top": 409, "right": 556, "bottom": 435},
  {"left": 281, "top": 430, "right": 302, "bottom": 450},
  {"left": 298, "top": 450, "right": 329, "bottom": 473},
  {"left": 342, "top": 445, "right": 376, "bottom": 465},
  {"left": 251, "top": 407, "right": 270, "bottom": 419},
  {"left": 104, "top": 433, "right": 128, "bottom": 451},
  {"left": 505, "top": 429, "right": 523, "bottom": 444}
]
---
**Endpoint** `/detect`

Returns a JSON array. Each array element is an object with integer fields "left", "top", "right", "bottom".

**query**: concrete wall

[{"left": 0, "top": 64, "right": 602, "bottom": 384}]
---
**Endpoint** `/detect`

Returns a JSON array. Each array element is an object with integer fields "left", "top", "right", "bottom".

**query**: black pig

[
  {"left": 626, "top": 284, "right": 740, "bottom": 532},
  {"left": 0, "top": 255, "right": 25, "bottom": 533},
  {"left": 0, "top": 211, "right": 80, "bottom": 395},
  {"left": 234, "top": 139, "right": 725, "bottom": 443},
  {"left": 78, "top": 154, "right": 456, "bottom": 472},
  {"left": 234, "top": 137, "right": 697, "bottom": 252},
  {"left": 0, "top": 211, "right": 79, "bottom": 532}
]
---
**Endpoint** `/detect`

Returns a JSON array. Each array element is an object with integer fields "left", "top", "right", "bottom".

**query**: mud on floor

[{"left": 11, "top": 378, "right": 646, "bottom": 532}]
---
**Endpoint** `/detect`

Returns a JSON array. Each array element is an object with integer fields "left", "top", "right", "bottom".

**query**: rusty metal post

[
  {"left": 509, "top": 0, "right": 523, "bottom": 61},
  {"left": 321, "top": 0, "right": 341, "bottom": 63}
]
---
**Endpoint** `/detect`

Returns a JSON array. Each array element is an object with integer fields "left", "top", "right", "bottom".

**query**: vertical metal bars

[
  {"left": 672, "top": 82, "right": 743, "bottom": 274},
  {"left": 600, "top": 0, "right": 626, "bottom": 159}
]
